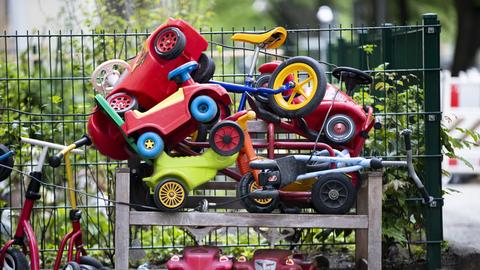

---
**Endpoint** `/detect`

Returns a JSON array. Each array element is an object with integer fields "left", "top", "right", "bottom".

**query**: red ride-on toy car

[
  {"left": 91, "top": 18, "right": 213, "bottom": 110},
  {"left": 234, "top": 249, "right": 315, "bottom": 270},
  {"left": 166, "top": 246, "right": 233, "bottom": 270},
  {"left": 89, "top": 61, "right": 231, "bottom": 160}
]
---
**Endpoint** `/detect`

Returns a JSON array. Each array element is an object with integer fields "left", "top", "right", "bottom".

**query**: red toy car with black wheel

[
  {"left": 233, "top": 249, "right": 315, "bottom": 270},
  {"left": 166, "top": 246, "right": 233, "bottom": 270},
  {"left": 88, "top": 62, "right": 231, "bottom": 160},
  {"left": 97, "top": 18, "right": 215, "bottom": 111}
]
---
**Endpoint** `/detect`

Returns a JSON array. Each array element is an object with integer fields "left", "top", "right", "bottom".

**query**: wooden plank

[
  {"left": 185, "top": 196, "right": 243, "bottom": 209},
  {"left": 367, "top": 172, "right": 383, "bottom": 270},
  {"left": 115, "top": 168, "right": 130, "bottom": 270},
  {"left": 355, "top": 174, "right": 369, "bottom": 266},
  {"left": 129, "top": 212, "right": 369, "bottom": 228}
]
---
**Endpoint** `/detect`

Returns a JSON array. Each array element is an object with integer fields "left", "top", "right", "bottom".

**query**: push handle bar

[
  {"left": 401, "top": 129, "right": 434, "bottom": 205},
  {"left": 49, "top": 135, "right": 91, "bottom": 168}
]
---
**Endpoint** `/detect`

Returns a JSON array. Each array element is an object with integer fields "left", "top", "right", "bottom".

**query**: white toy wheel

[{"left": 91, "top": 59, "right": 131, "bottom": 95}]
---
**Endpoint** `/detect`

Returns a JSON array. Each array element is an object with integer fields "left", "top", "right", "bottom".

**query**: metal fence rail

[{"left": 0, "top": 14, "right": 441, "bottom": 269}]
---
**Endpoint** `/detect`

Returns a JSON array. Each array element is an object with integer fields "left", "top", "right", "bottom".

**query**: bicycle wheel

[
  {"left": 238, "top": 172, "right": 278, "bottom": 213},
  {"left": 3, "top": 248, "right": 29, "bottom": 270},
  {"left": 267, "top": 56, "right": 326, "bottom": 118}
]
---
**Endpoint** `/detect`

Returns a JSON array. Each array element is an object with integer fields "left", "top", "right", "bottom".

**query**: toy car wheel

[
  {"left": 0, "top": 144, "right": 14, "bottom": 182},
  {"left": 191, "top": 53, "right": 216, "bottom": 83},
  {"left": 79, "top": 256, "right": 103, "bottom": 268},
  {"left": 153, "top": 178, "right": 188, "bottom": 212},
  {"left": 154, "top": 27, "right": 186, "bottom": 60},
  {"left": 136, "top": 132, "right": 164, "bottom": 159},
  {"left": 238, "top": 172, "right": 278, "bottom": 213},
  {"left": 106, "top": 92, "right": 137, "bottom": 115},
  {"left": 190, "top": 95, "right": 218, "bottom": 123},
  {"left": 62, "top": 261, "right": 81, "bottom": 270},
  {"left": 3, "top": 248, "right": 29, "bottom": 270},
  {"left": 311, "top": 173, "right": 356, "bottom": 214},
  {"left": 268, "top": 56, "right": 326, "bottom": 118},
  {"left": 324, "top": 114, "right": 356, "bottom": 144},
  {"left": 254, "top": 73, "right": 271, "bottom": 104},
  {"left": 209, "top": 121, "right": 244, "bottom": 156}
]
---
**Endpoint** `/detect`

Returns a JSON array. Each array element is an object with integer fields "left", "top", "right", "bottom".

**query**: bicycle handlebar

[{"left": 49, "top": 135, "right": 91, "bottom": 168}]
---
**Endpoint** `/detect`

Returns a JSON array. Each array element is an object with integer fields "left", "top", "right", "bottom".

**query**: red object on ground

[
  {"left": 166, "top": 246, "right": 233, "bottom": 270},
  {"left": 233, "top": 249, "right": 315, "bottom": 270}
]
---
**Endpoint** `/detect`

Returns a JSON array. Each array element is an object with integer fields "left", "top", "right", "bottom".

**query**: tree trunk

[{"left": 451, "top": 0, "right": 480, "bottom": 75}]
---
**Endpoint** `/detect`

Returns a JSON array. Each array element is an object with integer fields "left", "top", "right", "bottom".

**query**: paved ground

[{"left": 443, "top": 179, "right": 480, "bottom": 252}]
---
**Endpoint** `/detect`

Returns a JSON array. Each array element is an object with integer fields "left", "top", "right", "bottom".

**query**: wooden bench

[{"left": 114, "top": 168, "right": 382, "bottom": 270}]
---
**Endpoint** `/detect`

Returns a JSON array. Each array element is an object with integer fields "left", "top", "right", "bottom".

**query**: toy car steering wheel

[
  {"left": 91, "top": 59, "right": 131, "bottom": 95},
  {"left": 168, "top": 61, "right": 198, "bottom": 84},
  {"left": 332, "top": 67, "right": 372, "bottom": 96}
]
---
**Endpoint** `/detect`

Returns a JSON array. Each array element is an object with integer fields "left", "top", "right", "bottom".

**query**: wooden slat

[
  {"left": 129, "top": 212, "right": 369, "bottom": 228},
  {"left": 367, "top": 172, "right": 383, "bottom": 270},
  {"left": 185, "top": 196, "right": 243, "bottom": 209},
  {"left": 115, "top": 168, "right": 130, "bottom": 270}
]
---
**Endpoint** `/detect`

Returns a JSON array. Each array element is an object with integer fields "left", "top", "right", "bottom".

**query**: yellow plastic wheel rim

[
  {"left": 158, "top": 181, "right": 185, "bottom": 208},
  {"left": 144, "top": 139, "right": 155, "bottom": 149},
  {"left": 272, "top": 63, "right": 317, "bottom": 111},
  {"left": 249, "top": 180, "right": 272, "bottom": 205}
]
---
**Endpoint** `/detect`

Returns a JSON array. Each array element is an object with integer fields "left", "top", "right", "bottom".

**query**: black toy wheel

[
  {"left": 0, "top": 144, "right": 14, "bottom": 182},
  {"left": 253, "top": 73, "right": 271, "bottom": 104},
  {"left": 311, "top": 174, "right": 356, "bottom": 214},
  {"left": 238, "top": 172, "right": 278, "bottom": 213},
  {"left": 153, "top": 178, "right": 188, "bottom": 212},
  {"left": 106, "top": 92, "right": 138, "bottom": 115},
  {"left": 267, "top": 56, "right": 326, "bottom": 118},
  {"left": 191, "top": 53, "right": 216, "bottom": 83},
  {"left": 209, "top": 121, "right": 244, "bottom": 156},
  {"left": 3, "top": 248, "right": 29, "bottom": 270},
  {"left": 63, "top": 261, "right": 81, "bottom": 270},
  {"left": 79, "top": 255, "right": 103, "bottom": 268},
  {"left": 154, "top": 27, "right": 186, "bottom": 60}
]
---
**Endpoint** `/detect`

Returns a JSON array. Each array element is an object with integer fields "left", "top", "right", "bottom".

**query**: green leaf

[{"left": 51, "top": 96, "right": 63, "bottom": 104}]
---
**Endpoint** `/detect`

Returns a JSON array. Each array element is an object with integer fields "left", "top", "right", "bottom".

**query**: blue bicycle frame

[{"left": 209, "top": 46, "right": 294, "bottom": 111}]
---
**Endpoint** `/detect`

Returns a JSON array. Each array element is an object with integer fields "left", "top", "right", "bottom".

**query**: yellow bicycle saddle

[{"left": 232, "top": 27, "right": 287, "bottom": 49}]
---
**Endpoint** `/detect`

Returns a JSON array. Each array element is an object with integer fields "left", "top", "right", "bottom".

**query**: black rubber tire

[
  {"left": 153, "top": 27, "right": 186, "bottom": 60},
  {"left": 192, "top": 53, "right": 216, "bottom": 83},
  {"left": 253, "top": 73, "right": 271, "bottom": 104},
  {"left": 311, "top": 174, "right": 356, "bottom": 214},
  {"left": 3, "top": 248, "right": 29, "bottom": 270},
  {"left": 0, "top": 144, "right": 14, "bottom": 181},
  {"left": 106, "top": 92, "right": 138, "bottom": 116},
  {"left": 153, "top": 178, "right": 188, "bottom": 212},
  {"left": 63, "top": 261, "right": 81, "bottom": 270},
  {"left": 145, "top": 191, "right": 156, "bottom": 208},
  {"left": 267, "top": 56, "right": 326, "bottom": 118},
  {"left": 209, "top": 121, "right": 244, "bottom": 156},
  {"left": 238, "top": 172, "right": 278, "bottom": 213},
  {"left": 79, "top": 255, "right": 103, "bottom": 268}
]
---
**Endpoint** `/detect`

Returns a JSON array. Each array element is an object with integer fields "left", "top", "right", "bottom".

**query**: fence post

[
  {"left": 381, "top": 23, "right": 393, "bottom": 68},
  {"left": 422, "top": 13, "right": 442, "bottom": 270}
]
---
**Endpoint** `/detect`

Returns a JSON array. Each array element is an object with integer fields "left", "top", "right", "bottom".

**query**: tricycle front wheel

[
  {"left": 268, "top": 56, "right": 326, "bottom": 118},
  {"left": 153, "top": 178, "right": 188, "bottom": 212},
  {"left": 238, "top": 172, "right": 278, "bottom": 213}
]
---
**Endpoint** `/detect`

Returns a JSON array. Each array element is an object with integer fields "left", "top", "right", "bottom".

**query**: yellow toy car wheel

[
  {"left": 153, "top": 178, "right": 188, "bottom": 212},
  {"left": 267, "top": 56, "right": 326, "bottom": 118},
  {"left": 238, "top": 172, "right": 278, "bottom": 213}
]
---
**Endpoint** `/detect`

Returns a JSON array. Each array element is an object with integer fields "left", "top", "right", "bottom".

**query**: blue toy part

[
  {"left": 168, "top": 61, "right": 199, "bottom": 83},
  {"left": 136, "top": 132, "right": 164, "bottom": 159},
  {"left": 190, "top": 95, "right": 218, "bottom": 123},
  {"left": 0, "top": 150, "right": 13, "bottom": 162}
]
